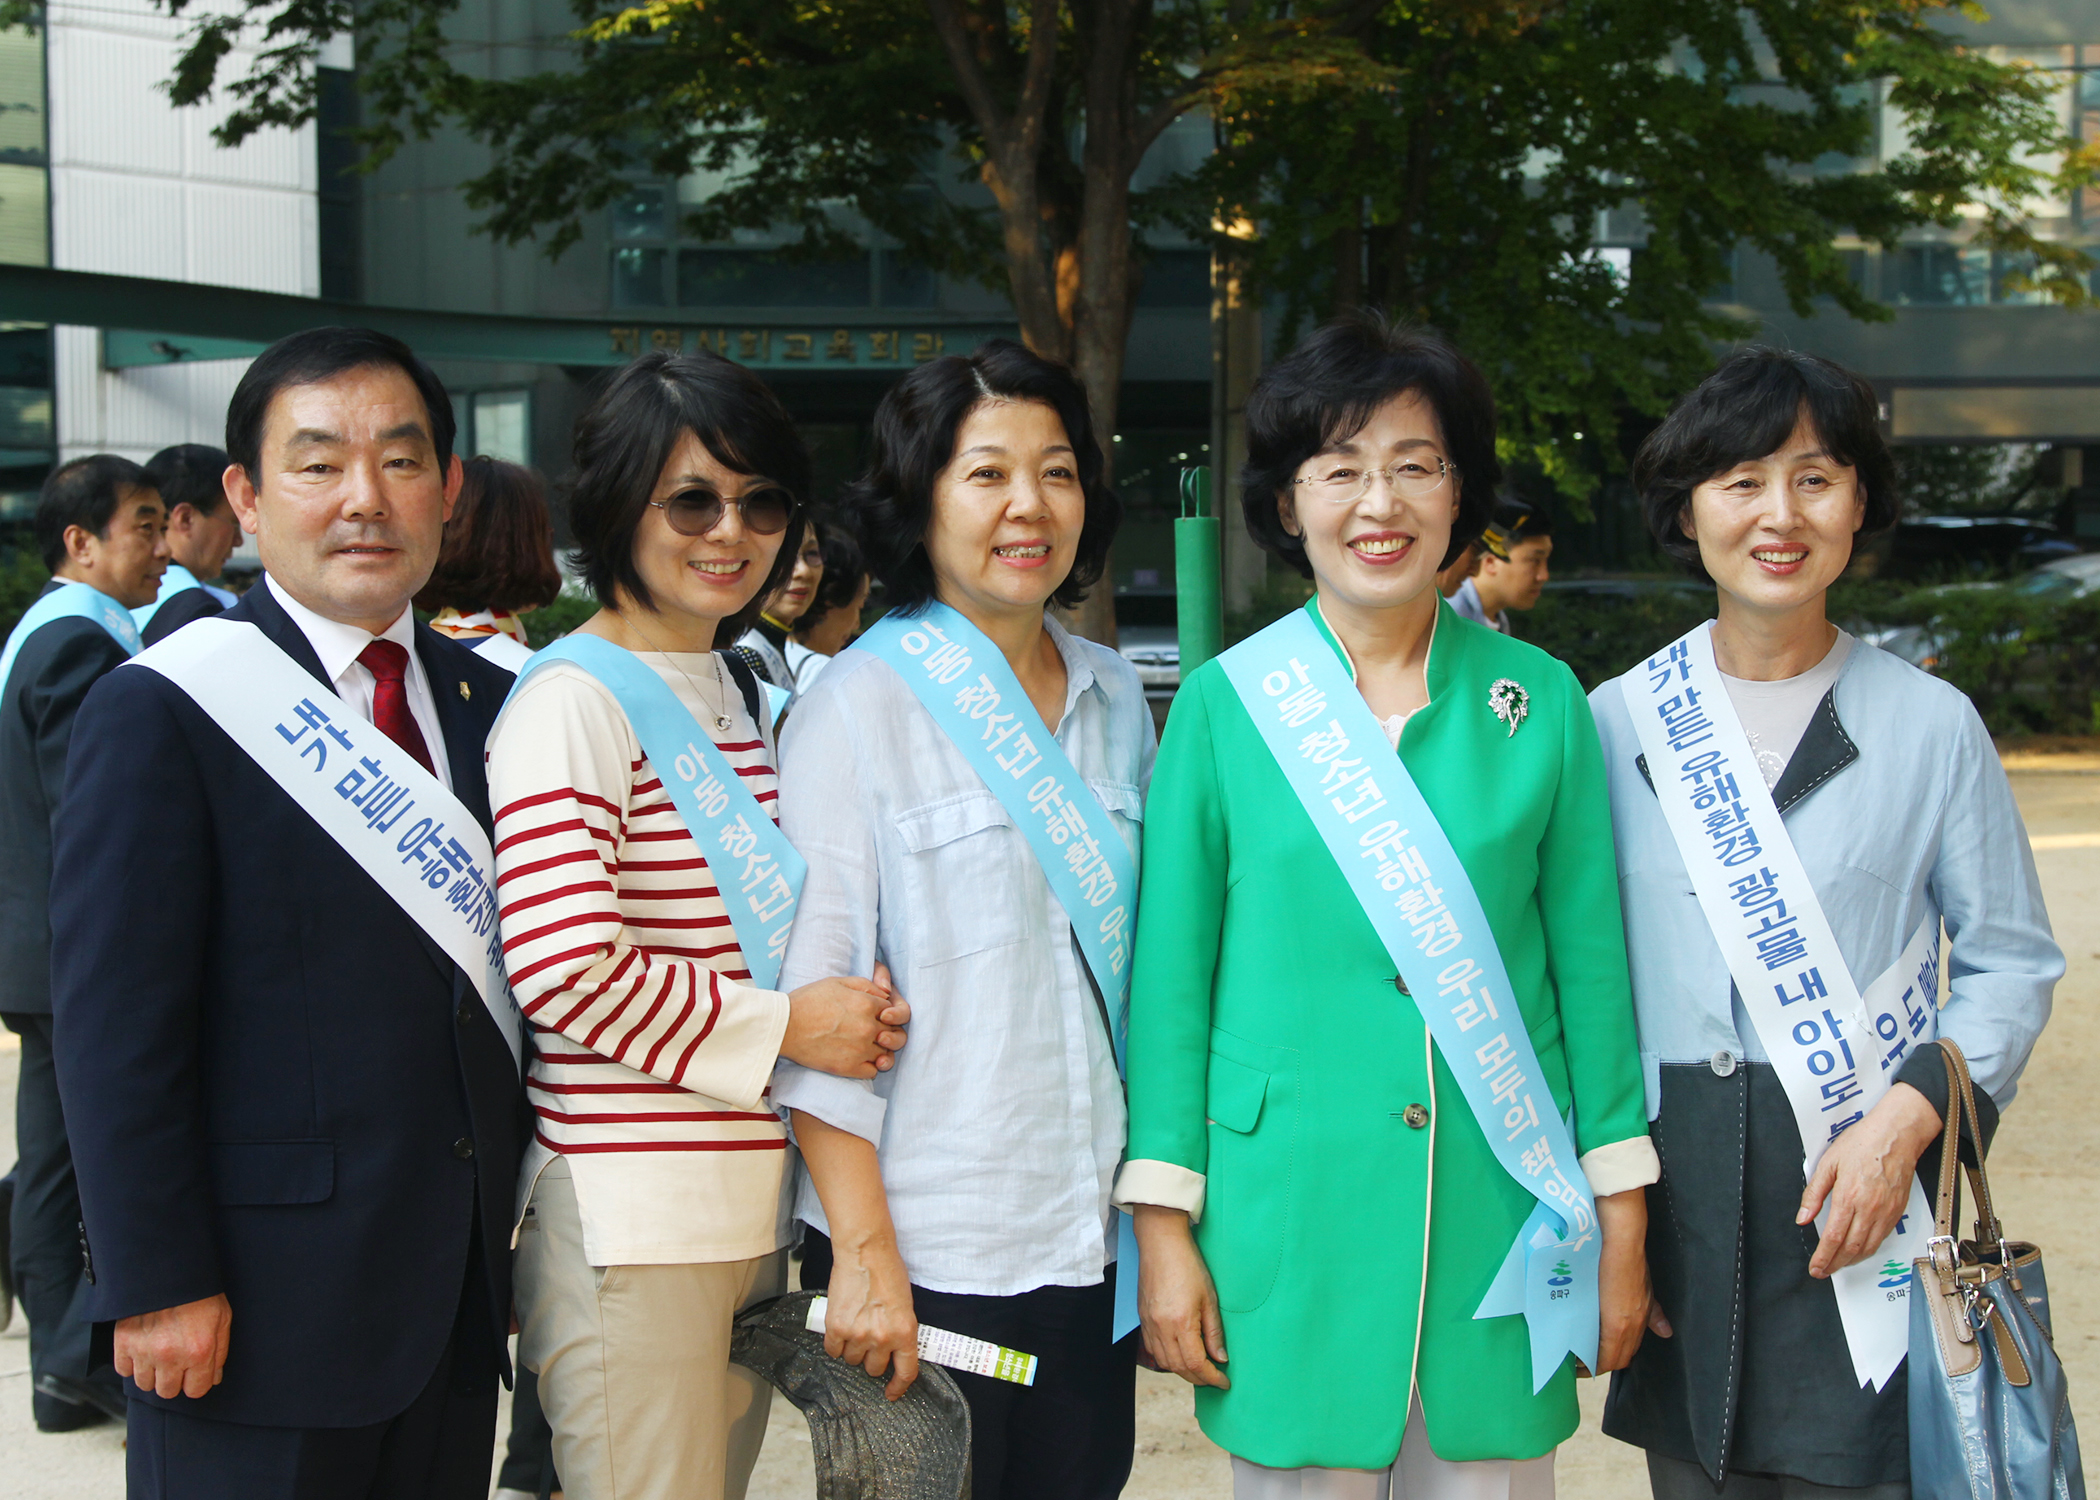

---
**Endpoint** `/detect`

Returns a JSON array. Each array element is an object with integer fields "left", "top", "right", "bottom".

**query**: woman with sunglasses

[
  {"left": 1121, "top": 313, "right": 1655, "bottom": 1500},
  {"left": 486, "top": 351, "right": 909, "bottom": 1500},
  {"left": 771, "top": 340, "right": 1154, "bottom": 1500}
]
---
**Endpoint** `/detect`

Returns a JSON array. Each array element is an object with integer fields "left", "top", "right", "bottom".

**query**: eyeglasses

[
  {"left": 647, "top": 485, "right": 794, "bottom": 537},
  {"left": 1294, "top": 457, "right": 1458, "bottom": 505}
]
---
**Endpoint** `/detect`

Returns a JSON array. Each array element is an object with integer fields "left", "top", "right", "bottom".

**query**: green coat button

[{"left": 1402, "top": 1103, "right": 1429, "bottom": 1129}]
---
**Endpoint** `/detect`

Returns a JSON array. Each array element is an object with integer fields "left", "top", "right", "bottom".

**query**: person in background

[
  {"left": 776, "top": 339, "right": 1153, "bottom": 1500},
  {"left": 1592, "top": 348, "right": 2061, "bottom": 1499},
  {"left": 415, "top": 455, "right": 564, "bottom": 673},
  {"left": 1434, "top": 534, "right": 1484, "bottom": 604},
  {"left": 1451, "top": 499, "right": 1553, "bottom": 633},
  {"left": 489, "top": 350, "right": 906, "bottom": 1500},
  {"left": 135, "top": 444, "right": 241, "bottom": 646},
  {"left": 784, "top": 520, "right": 871, "bottom": 694},
  {"left": 2, "top": 455, "right": 167, "bottom": 1433},
  {"left": 732, "top": 517, "right": 823, "bottom": 692},
  {"left": 51, "top": 327, "right": 524, "bottom": 1500}
]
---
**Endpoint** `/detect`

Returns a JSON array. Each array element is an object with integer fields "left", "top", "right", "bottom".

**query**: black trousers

[
  {"left": 3, "top": 1011, "right": 117, "bottom": 1425},
  {"left": 126, "top": 1266, "right": 500, "bottom": 1500},
  {"left": 494, "top": 1367, "right": 559, "bottom": 1497},
  {"left": 801, "top": 1227, "right": 1136, "bottom": 1500}
]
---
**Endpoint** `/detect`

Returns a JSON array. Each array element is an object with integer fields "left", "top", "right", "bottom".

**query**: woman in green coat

[{"left": 1119, "top": 314, "right": 1657, "bottom": 1500}]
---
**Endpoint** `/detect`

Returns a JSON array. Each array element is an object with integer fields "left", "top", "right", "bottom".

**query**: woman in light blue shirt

[
  {"left": 772, "top": 340, "right": 1153, "bottom": 1500},
  {"left": 1590, "top": 348, "right": 2061, "bottom": 1499}
]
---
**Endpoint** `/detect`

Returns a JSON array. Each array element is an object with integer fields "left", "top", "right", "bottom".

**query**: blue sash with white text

[
  {"left": 1, "top": 580, "right": 141, "bottom": 693},
  {"left": 1218, "top": 606, "right": 1600, "bottom": 1391},
  {"left": 854, "top": 603, "right": 1144, "bottom": 1340},
  {"left": 511, "top": 636, "right": 805, "bottom": 990}
]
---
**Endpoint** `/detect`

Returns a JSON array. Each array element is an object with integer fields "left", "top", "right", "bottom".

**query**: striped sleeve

[{"left": 488, "top": 666, "right": 790, "bottom": 1112}]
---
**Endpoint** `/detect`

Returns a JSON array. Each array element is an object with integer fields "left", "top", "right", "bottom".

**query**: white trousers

[
  {"left": 515, "top": 1157, "right": 789, "bottom": 1500},
  {"left": 1231, "top": 1394, "right": 1556, "bottom": 1500}
]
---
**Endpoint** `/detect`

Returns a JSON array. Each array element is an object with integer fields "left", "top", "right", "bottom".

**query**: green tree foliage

[
  {"left": 1175, "top": 0, "right": 2097, "bottom": 506},
  {"left": 143, "top": 0, "right": 2092, "bottom": 528}
]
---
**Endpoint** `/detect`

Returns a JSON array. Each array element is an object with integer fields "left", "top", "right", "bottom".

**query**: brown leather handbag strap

[
  {"left": 1941, "top": 1041, "right": 2004, "bottom": 1246},
  {"left": 1933, "top": 1041, "right": 1966, "bottom": 1244}
]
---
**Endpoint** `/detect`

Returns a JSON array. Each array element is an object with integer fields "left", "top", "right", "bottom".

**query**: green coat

[{"left": 1124, "top": 598, "right": 1648, "bottom": 1469}]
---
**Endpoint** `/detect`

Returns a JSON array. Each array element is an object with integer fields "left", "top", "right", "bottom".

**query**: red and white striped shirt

[{"left": 489, "top": 652, "right": 792, "bottom": 1265}]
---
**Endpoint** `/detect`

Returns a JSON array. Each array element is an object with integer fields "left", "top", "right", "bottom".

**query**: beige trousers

[
  {"left": 1231, "top": 1394, "right": 1556, "bottom": 1500},
  {"left": 515, "top": 1158, "right": 788, "bottom": 1500}
]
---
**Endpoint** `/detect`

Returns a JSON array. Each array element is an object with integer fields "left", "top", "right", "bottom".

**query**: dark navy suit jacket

[{"left": 49, "top": 576, "right": 526, "bottom": 1430}]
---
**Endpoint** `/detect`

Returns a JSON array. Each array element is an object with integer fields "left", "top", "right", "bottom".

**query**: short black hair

[
  {"left": 1634, "top": 347, "right": 1899, "bottom": 581},
  {"left": 1242, "top": 311, "right": 1502, "bottom": 579},
  {"left": 37, "top": 454, "right": 156, "bottom": 572},
  {"left": 145, "top": 443, "right": 232, "bottom": 518},
  {"left": 224, "top": 327, "right": 455, "bottom": 482},
  {"left": 566, "top": 350, "right": 810, "bottom": 634},
  {"left": 843, "top": 338, "right": 1119, "bottom": 614}
]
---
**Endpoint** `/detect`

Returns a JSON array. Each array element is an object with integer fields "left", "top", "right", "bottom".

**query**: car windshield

[{"left": 2016, "top": 570, "right": 2083, "bottom": 598}]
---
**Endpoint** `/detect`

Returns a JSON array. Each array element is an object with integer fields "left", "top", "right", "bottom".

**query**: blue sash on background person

[
  {"left": 132, "top": 563, "right": 234, "bottom": 630},
  {"left": 855, "top": 602, "right": 1145, "bottom": 1341},
  {"left": 0, "top": 579, "right": 141, "bottom": 692},
  {"left": 510, "top": 635, "right": 806, "bottom": 990},
  {"left": 1619, "top": 622, "right": 1934, "bottom": 1390},
  {"left": 1218, "top": 605, "right": 1601, "bottom": 1391}
]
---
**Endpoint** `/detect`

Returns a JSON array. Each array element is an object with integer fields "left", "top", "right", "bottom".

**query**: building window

[
  {"left": 1884, "top": 245, "right": 2051, "bottom": 307},
  {"left": 1135, "top": 249, "right": 1212, "bottom": 308},
  {"left": 611, "top": 246, "right": 668, "bottom": 307},
  {"left": 459, "top": 389, "right": 531, "bottom": 466},
  {"left": 609, "top": 182, "right": 938, "bottom": 311}
]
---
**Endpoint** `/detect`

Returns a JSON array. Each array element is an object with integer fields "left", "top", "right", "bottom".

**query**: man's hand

[
  {"left": 1588, "top": 1187, "right": 1651, "bottom": 1375},
  {"left": 115, "top": 1293, "right": 231, "bottom": 1399},
  {"left": 782, "top": 975, "right": 909, "bottom": 1079},
  {"left": 1133, "top": 1205, "right": 1229, "bottom": 1390},
  {"left": 824, "top": 1236, "right": 921, "bottom": 1401},
  {"left": 1800, "top": 1081, "right": 1942, "bottom": 1279}
]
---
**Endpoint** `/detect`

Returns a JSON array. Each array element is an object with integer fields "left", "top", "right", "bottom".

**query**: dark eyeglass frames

[{"left": 647, "top": 484, "right": 795, "bottom": 537}]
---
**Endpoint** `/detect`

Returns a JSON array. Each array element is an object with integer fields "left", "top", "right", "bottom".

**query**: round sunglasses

[{"left": 647, "top": 484, "right": 795, "bottom": 537}]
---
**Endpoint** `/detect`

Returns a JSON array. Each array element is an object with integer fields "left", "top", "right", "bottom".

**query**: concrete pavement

[{"left": 5, "top": 764, "right": 2096, "bottom": 1499}]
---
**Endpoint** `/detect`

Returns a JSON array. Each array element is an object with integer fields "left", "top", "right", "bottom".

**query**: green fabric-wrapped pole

[{"left": 1175, "top": 467, "right": 1224, "bottom": 678}]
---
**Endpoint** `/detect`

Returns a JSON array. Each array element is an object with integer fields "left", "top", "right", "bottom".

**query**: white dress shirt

[
  {"left": 772, "top": 617, "right": 1157, "bottom": 1297},
  {"left": 268, "top": 578, "right": 452, "bottom": 790}
]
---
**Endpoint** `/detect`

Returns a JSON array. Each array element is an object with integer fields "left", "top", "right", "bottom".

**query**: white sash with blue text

[
  {"left": 511, "top": 635, "right": 805, "bottom": 991},
  {"left": 1218, "top": 606, "right": 1600, "bottom": 1391},
  {"left": 1618, "top": 622, "right": 1935, "bottom": 1390},
  {"left": 854, "top": 603, "right": 1144, "bottom": 1340},
  {"left": 1, "top": 580, "right": 141, "bottom": 691},
  {"left": 129, "top": 618, "right": 523, "bottom": 1068}
]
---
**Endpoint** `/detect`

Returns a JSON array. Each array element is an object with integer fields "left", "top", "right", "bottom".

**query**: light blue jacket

[{"left": 1589, "top": 638, "right": 2061, "bottom": 1114}]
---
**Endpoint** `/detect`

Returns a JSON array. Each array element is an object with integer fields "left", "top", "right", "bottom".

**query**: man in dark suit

[
  {"left": 1, "top": 454, "right": 167, "bottom": 1431},
  {"left": 134, "top": 443, "right": 244, "bottom": 646},
  {"left": 50, "top": 327, "right": 525, "bottom": 1499}
]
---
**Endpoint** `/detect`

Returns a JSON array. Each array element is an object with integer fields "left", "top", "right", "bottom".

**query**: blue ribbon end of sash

[
  {"left": 1112, "top": 1211, "right": 1142, "bottom": 1343},
  {"left": 1474, "top": 1203, "right": 1602, "bottom": 1393}
]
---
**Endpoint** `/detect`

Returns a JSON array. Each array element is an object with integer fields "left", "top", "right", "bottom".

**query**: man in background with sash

[
  {"left": 49, "top": 327, "right": 523, "bottom": 1500},
  {"left": 0, "top": 454, "right": 165, "bottom": 1432},
  {"left": 134, "top": 443, "right": 243, "bottom": 645}
]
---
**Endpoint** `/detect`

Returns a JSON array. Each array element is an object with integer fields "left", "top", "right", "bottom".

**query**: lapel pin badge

[
  {"left": 1488, "top": 678, "right": 1529, "bottom": 737},
  {"left": 458, "top": 681, "right": 471, "bottom": 701}
]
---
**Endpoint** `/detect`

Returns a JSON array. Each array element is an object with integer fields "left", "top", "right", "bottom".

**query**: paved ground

[{"left": 5, "top": 765, "right": 2096, "bottom": 1499}]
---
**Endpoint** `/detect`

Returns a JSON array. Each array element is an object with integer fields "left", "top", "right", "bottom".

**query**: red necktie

[{"left": 357, "top": 639, "right": 436, "bottom": 777}]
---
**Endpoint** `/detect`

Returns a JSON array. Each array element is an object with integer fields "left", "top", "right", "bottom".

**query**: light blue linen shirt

[
  {"left": 1590, "top": 639, "right": 2061, "bottom": 1114},
  {"left": 772, "top": 615, "right": 1157, "bottom": 1297}
]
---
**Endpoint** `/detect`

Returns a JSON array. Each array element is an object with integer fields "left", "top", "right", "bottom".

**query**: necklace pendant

[{"left": 715, "top": 713, "right": 733, "bottom": 731}]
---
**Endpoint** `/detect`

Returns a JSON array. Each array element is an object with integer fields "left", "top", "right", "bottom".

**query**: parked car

[
  {"left": 1114, "top": 589, "right": 1180, "bottom": 702},
  {"left": 1861, "top": 515, "right": 2076, "bottom": 582},
  {"left": 1859, "top": 552, "right": 2100, "bottom": 667}
]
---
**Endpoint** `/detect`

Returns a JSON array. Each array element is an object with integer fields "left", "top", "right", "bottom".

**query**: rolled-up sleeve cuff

[
  {"left": 771, "top": 1060, "right": 888, "bottom": 1145},
  {"left": 1580, "top": 1136, "right": 1661, "bottom": 1197},
  {"left": 1111, "top": 1159, "right": 1207, "bottom": 1222}
]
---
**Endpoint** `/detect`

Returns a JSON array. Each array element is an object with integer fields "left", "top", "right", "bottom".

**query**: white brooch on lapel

[{"left": 1488, "top": 678, "right": 1529, "bottom": 737}]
